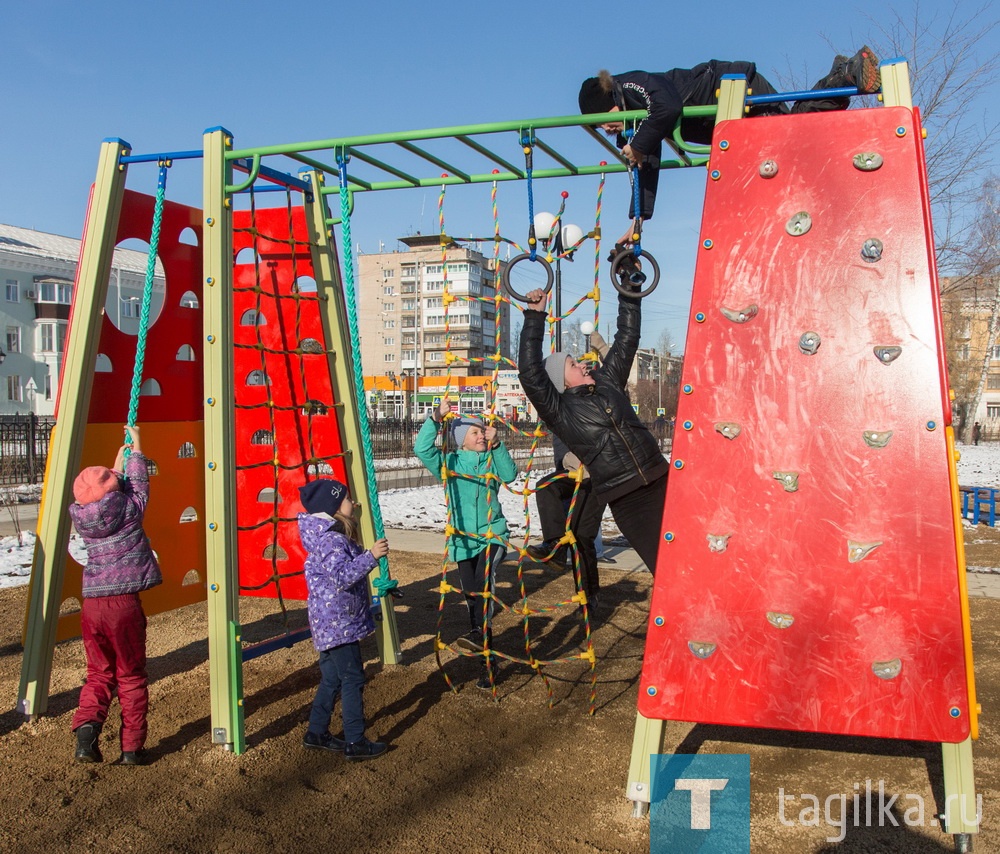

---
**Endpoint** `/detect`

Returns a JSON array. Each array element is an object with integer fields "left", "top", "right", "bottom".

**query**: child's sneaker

[
  {"left": 846, "top": 46, "right": 880, "bottom": 94},
  {"left": 456, "top": 630, "right": 484, "bottom": 653},
  {"left": 344, "top": 737, "right": 388, "bottom": 761},
  {"left": 74, "top": 723, "right": 102, "bottom": 763},
  {"left": 303, "top": 731, "right": 346, "bottom": 753}
]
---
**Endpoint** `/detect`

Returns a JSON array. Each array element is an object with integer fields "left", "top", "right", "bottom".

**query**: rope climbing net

[
  {"left": 410, "top": 153, "right": 611, "bottom": 711},
  {"left": 229, "top": 185, "right": 359, "bottom": 643}
]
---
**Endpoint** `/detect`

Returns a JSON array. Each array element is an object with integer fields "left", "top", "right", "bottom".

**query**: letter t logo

[{"left": 674, "top": 778, "right": 729, "bottom": 829}]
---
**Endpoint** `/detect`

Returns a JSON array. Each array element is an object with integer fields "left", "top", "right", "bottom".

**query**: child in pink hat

[{"left": 69, "top": 425, "right": 161, "bottom": 766}]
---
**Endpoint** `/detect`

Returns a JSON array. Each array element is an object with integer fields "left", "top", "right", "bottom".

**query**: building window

[
  {"left": 382, "top": 302, "right": 395, "bottom": 312},
  {"left": 6, "top": 327, "right": 20, "bottom": 354},
  {"left": 427, "top": 351, "right": 444, "bottom": 362},
  {"left": 383, "top": 353, "right": 396, "bottom": 363},
  {"left": 959, "top": 345, "right": 971, "bottom": 360},
  {"left": 38, "top": 282, "right": 57, "bottom": 302},
  {"left": 425, "top": 297, "right": 443, "bottom": 309},
  {"left": 384, "top": 337, "right": 394, "bottom": 346},
  {"left": 58, "top": 283, "right": 73, "bottom": 304},
  {"left": 383, "top": 286, "right": 395, "bottom": 295},
  {"left": 121, "top": 300, "right": 139, "bottom": 318},
  {"left": 401, "top": 300, "right": 416, "bottom": 311},
  {"left": 992, "top": 345, "right": 1000, "bottom": 360},
  {"left": 39, "top": 323, "right": 66, "bottom": 354},
  {"left": 5, "top": 280, "right": 18, "bottom": 302},
  {"left": 383, "top": 269, "right": 395, "bottom": 278},
  {"left": 988, "top": 375, "right": 1000, "bottom": 390},
  {"left": 989, "top": 404, "right": 1000, "bottom": 418},
  {"left": 44, "top": 374, "right": 52, "bottom": 401},
  {"left": 383, "top": 319, "right": 395, "bottom": 329},
  {"left": 6, "top": 376, "right": 21, "bottom": 402}
]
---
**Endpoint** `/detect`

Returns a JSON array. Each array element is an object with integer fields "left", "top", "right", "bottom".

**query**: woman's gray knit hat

[{"left": 544, "top": 352, "right": 570, "bottom": 392}]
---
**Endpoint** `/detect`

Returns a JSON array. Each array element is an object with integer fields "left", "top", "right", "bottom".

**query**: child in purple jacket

[
  {"left": 298, "top": 478, "right": 390, "bottom": 761},
  {"left": 69, "top": 425, "right": 162, "bottom": 766}
]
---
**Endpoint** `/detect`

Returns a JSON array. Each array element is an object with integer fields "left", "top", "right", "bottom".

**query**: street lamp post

[{"left": 535, "top": 209, "right": 583, "bottom": 350}]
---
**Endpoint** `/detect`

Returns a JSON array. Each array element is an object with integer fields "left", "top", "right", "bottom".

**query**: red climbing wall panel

[
  {"left": 232, "top": 206, "right": 349, "bottom": 602},
  {"left": 638, "top": 106, "right": 971, "bottom": 743},
  {"left": 58, "top": 189, "right": 205, "bottom": 641}
]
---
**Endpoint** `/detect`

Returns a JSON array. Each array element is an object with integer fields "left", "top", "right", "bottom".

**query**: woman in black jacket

[
  {"left": 519, "top": 287, "right": 669, "bottom": 574},
  {"left": 579, "top": 48, "right": 880, "bottom": 244}
]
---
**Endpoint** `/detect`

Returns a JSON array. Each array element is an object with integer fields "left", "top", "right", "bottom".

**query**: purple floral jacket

[
  {"left": 298, "top": 513, "right": 377, "bottom": 652},
  {"left": 68, "top": 452, "right": 162, "bottom": 598}
]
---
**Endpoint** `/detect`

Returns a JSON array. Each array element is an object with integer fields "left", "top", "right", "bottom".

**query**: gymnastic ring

[
  {"left": 500, "top": 253, "right": 554, "bottom": 302},
  {"left": 610, "top": 248, "right": 660, "bottom": 298}
]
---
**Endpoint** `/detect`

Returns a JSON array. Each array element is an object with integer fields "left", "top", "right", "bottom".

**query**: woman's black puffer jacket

[{"left": 518, "top": 292, "right": 669, "bottom": 503}]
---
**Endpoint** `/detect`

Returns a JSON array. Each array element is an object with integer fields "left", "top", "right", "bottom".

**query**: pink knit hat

[{"left": 73, "top": 466, "right": 121, "bottom": 505}]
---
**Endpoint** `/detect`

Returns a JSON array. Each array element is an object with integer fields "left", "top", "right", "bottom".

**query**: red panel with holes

[
  {"left": 638, "top": 107, "right": 972, "bottom": 742},
  {"left": 232, "top": 206, "right": 349, "bottom": 602}
]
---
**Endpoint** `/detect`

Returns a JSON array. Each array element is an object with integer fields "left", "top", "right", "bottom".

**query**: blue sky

[{"left": 3, "top": 0, "right": 997, "bottom": 353}]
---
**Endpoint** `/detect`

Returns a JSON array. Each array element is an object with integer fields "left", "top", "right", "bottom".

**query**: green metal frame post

[
  {"left": 302, "top": 170, "right": 401, "bottom": 664},
  {"left": 18, "top": 139, "right": 130, "bottom": 717},
  {"left": 202, "top": 127, "right": 245, "bottom": 752}
]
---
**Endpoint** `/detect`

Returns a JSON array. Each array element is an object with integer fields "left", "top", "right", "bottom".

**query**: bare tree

[
  {"left": 867, "top": 3, "right": 1000, "bottom": 274},
  {"left": 941, "top": 179, "right": 1000, "bottom": 439},
  {"left": 656, "top": 328, "right": 676, "bottom": 358}
]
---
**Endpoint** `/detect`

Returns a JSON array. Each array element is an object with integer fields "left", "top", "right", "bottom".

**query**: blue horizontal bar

[
  {"left": 233, "top": 184, "right": 296, "bottom": 195},
  {"left": 119, "top": 149, "right": 204, "bottom": 164},
  {"left": 746, "top": 85, "right": 862, "bottom": 106},
  {"left": 233, "top": 158, "right": 312, "bottom": 193},
  {"left": 241, "top": 627, "right": 312, "bottom": 661}
]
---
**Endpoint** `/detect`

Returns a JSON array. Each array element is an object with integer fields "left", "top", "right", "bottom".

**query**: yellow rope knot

[
  {"left": 442, "top": 292, "right": 455, "bottom": 306},
  {"left": 578, "top": 648, "right": 597, "bottom": 665},
  {"left": 559, "top": 530, "right": 577, "bottom": 547},
  {"left": 572, "top": 591, "right": 588, "bottom": 606},
  {"left": 568, "top": 465, "right": 586, "bottom": 483},
  {"left": 444, "top": 524, "right": 456, "bottom": 537},
  {"left": 435, "top": 581, "right": 456, "bottom": 595},
  {"left": 444, "top": 352, "right": 458, "bottom": 365},
  {"left": 434, "top": 638, "right": 448, "bottom": 651}
]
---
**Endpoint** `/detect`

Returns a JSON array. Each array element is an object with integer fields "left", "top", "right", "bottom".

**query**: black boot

[
  {"left": 74, "top": 722, "right": 102, "bottom": 763},
  {"left": 845, "top": 45, "right": 880, "bottom": 94},
  {"left": 476, "top": 662, "right": 495, "bottom": 690}
]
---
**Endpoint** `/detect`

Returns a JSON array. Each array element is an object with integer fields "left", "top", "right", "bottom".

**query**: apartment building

[
  {"left": 357, "top": 234, "right": 511, "bottom": 414},
  {"left": 0, "top": 223, "right": 164, "bottom": 415}
]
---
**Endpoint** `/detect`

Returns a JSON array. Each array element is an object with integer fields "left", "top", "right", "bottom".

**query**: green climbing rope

[
  {"left": 124, "top": 162, "right": 168, "bottom": 460},
  {"left": 336, "top": 152, "right": 398, "bottom": 596}
]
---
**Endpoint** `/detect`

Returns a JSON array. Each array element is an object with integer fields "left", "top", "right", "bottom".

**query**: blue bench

[{"left": 960, "top": 486, "right": 998, "bottom": 526}]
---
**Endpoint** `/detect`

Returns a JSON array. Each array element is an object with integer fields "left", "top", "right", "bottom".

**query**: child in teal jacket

[{"left": 415, "top": 400, "right": 518, "bottom": 687}]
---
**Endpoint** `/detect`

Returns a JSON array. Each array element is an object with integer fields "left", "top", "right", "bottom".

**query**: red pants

[{"left": 71, "top": 593, "right": 149, "bottom": 752}]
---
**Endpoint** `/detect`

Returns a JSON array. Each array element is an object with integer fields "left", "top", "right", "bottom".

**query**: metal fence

[
  {"left": 367, "top": 417, "right": 546, "bottom": 458},
  {"left": 0, "top": 415, "right": 56, "bottom": 485},
  {"left": 7, "top": 415, "right": 665, "bottom": 487}
]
